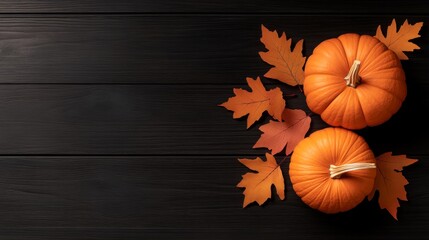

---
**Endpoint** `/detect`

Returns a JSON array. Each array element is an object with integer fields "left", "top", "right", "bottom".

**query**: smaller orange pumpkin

[
  {"left": 289, "top": 127, "right": 376, "bottom": 214},
  {"left": 304, "top": 33, "right": 406, "bottom": 129}
]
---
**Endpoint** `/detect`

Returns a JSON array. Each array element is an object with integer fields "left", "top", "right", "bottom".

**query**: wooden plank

[
  {"left": 0, "top": 155, "right": 424, "bottom": 239},
  {"left": 0, "top": 16, "right": 425, "bottom": 84},
  {"left": 0, "top": 0, "right": 427, "bottom": 14},
  {"left": 0, "top": 85, "right": 425, "bottom": 155},
  {"left": 0, "top": 227, "right": 428, "bottom": 240}
]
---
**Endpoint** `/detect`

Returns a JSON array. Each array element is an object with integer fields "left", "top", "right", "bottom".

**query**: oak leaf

[
  {"left": 253, "top": 108, "right": 311, "bottom": 155},
  {"left": 220, "top": 77, "right": 285, "bottom": 128},
  {"left": 237, "top": 153, "right": 285, "bottom": 207},
  {"left": 259, "top": 25, "right": 306, "bottom": 86},
  {"left": 375, "top": 19, "right": 423, "bottom": 60},
  {"left": 368, "top": 152, "right": 418, "bottom": 220}
]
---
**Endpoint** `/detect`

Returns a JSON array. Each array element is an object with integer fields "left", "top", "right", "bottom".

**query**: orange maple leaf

[
  {"left": 237, "top": 153, "right": 285, "bottom": 207},
  {"left": 368, "top": 152, "right": 418, "bottom": 220},
  {"left": 253, "top": 108, "right": 311, "bottom": 155},
  {"left": 219, "top": 77, "right": 285, "bottom": 129},
  {"left": 375, "top": 19, "right": 423, "bottom": 60},
  {"left": 259, "top": 25, "right": 306, "bottom": 86}
]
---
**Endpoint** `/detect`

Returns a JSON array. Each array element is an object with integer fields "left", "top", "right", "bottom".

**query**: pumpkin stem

[
  {"left": 344, "top": 60, "right": 361, "bottom": 88},
  {"left": 329, "top": 162, "right": 376, "bottom": 179}
]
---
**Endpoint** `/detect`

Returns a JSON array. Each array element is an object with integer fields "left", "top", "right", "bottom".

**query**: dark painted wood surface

[
  {"left": 0, "top": 0, "right": 427, "bottom": 14},
  {"left": 0, "top": 1, "right": 428, "bottom": 239},
  {"left": 0, "top": 156, "right": 424, "bottom": 240},
  {"left": 0, "top": 16, "right": 425, "bottom": 84}
]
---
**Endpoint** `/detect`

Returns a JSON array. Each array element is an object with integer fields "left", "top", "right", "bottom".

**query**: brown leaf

[
  {"left": 368, "top": 152, "right": 418, "bottom": 220},
  {"left": 237, "top": 153, "right": 285, "bottom": 207},
  {"left": 375, "top": 19, "right": 423, "bottom": 60},
  {"left": 219, "top": 77, "right": 285, "bottom": 128},
  {"left": 259, "top": 25, "right": 306, "bottom": 86},
  {"left": 253, "top": 108, "right": 311, "bottom": 155}
]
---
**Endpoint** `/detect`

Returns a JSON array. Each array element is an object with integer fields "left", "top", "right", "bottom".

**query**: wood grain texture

[
  {"left": 0, "top": 0, "right": 427, "bottom": 14},
  {"left": 0, "top": 84, "right": 320, "bottom": 154},
  {"left": 0, "top": 156, "right": 424, "bottom": 240},
  {"left": 0, "top": 16, "right": 425, "bottom": 84},
  {"left": 0, "top": 84, "right": 426, "bottom": 155},
  {"left": 0, "top": 2, "right": 427, "bottom": 239}
]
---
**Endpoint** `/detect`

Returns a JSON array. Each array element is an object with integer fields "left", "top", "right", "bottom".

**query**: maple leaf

[
  {"left": 219, "top": 77, "right": 285, "bottom": 129},
  {"left": 368, "top": 152, "right": 418, "bottom": 220},
  {"left": 237, "top": 153, "right": 285, "bottom": 207},
  {"left": 253, "top": 108, "right": 311, "bottom": 155},
  {"left": 375, "top": 19, "right": 423, "bottom": 60},
  {"left": 259, "top": 24, "right": 306, "bottom": 86}
]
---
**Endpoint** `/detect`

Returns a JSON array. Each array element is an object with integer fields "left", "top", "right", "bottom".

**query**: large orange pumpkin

[
  {"left": 304, "top": 33, "right": 406, "bottom": 129},
  {"left": 289, "top": 127, "right": 376, "bottom": 214}
]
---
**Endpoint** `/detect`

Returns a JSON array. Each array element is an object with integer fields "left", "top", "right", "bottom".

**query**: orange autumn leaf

[
  {"left": 375, "top": 19, "right": 423, "bottom": 60},
  {"left": 259, "top": 25, "right": 306, "bottom": 86},
  {"left": 237, "top": 153, "right": 285, "bottom": 207},
  {"left": 368, "top": 152, "right": 418, "bottom": 220},
  {"left": 253, "top": 108, "right": 311, "bottom": 155},
  {"left": 219, "top": 77, "right": 285, "bottom": 129}
]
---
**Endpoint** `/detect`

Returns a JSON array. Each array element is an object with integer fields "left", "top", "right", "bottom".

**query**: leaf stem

[{"left": 278, "top": 156, "right": 289, "bottom": 166}]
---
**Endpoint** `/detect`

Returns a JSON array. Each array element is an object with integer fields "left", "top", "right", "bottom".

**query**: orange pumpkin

[
  {"left": 304, "top": 33, "right": 406, "bottom": 129},
  {"left": 289, "top": 127, "right": 376, "bottom": 214}
]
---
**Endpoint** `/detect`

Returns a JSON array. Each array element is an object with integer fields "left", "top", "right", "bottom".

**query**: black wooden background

[{"left": 0, "top": 1, "right": 427, "bottom": 239}]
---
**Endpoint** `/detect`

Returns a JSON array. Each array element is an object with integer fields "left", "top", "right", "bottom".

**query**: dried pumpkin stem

[
  {"left": 329, "top": 162, "right": 376, "bottom": 179},
  {"left": 344, "top": 60, "right": 361, "bottom": 88}
]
